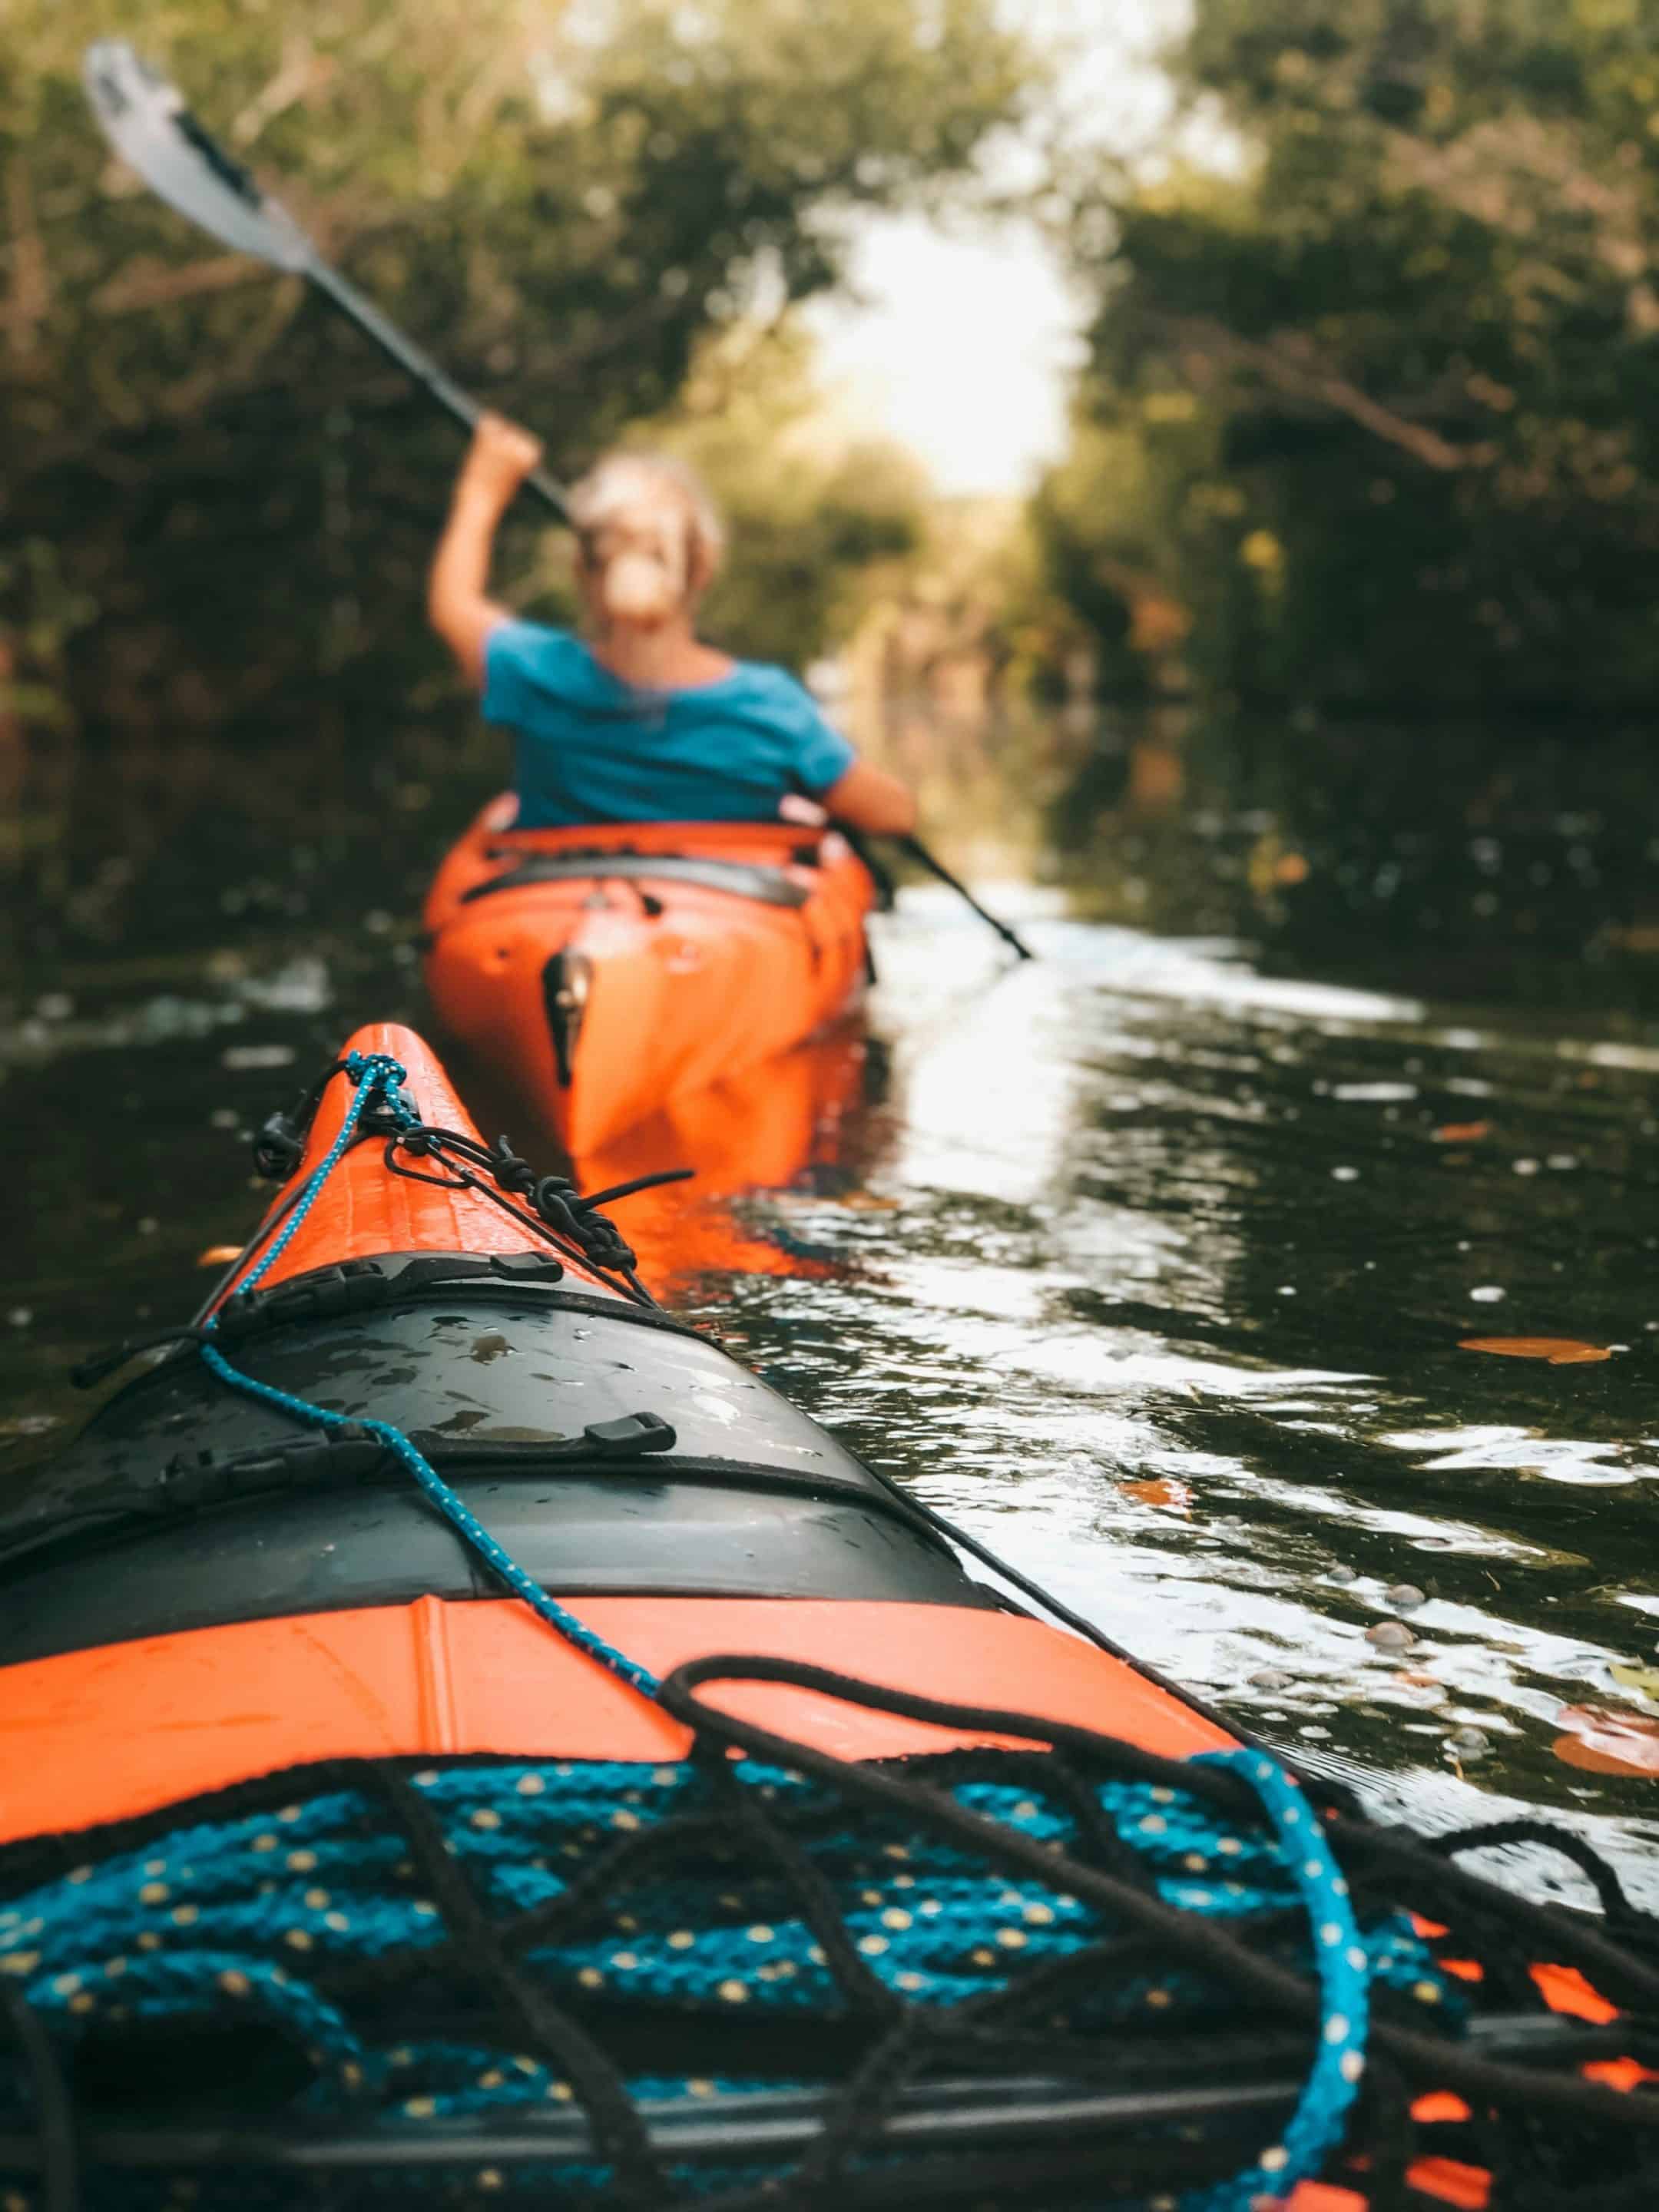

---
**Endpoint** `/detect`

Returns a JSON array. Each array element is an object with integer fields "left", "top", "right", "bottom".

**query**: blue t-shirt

[{"left": 482, "top": 621, "right": 857, "bottom": 829}]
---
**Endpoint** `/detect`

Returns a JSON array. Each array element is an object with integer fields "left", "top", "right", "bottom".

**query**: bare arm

[
  {"left": 821, "top": 758, "right": 918, "bottom": 837},
  {"left": 428, "top": 413, "right": 545, "bottom": 689}
]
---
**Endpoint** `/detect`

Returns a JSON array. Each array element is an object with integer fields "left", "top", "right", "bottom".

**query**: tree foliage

[
  {"left": 1042, "top": 0, "right": 1659, "bottom": 709},
  {"left": 0, "top": 0, "right": 1031, "bottom": 755}
]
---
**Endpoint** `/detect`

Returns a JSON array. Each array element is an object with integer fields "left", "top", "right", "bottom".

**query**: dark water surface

[{"left": 7, "top": 731, "right": 1659, "bottom": 1899}]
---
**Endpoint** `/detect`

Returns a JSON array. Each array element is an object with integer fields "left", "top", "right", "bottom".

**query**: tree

[
  {"left": 1043, "top": 0, "right": 1659, "bottom": 710},
  {"left": 0, "top": 0, "right": 1035, "bottom": 766}
]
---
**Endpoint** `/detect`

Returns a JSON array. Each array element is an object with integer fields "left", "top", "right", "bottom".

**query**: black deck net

[{"left": 3, "top": 1655, "right": 1658, "bottom": 2212}]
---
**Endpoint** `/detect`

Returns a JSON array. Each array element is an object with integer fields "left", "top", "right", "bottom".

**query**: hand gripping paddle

[{"left": 82, "top": 40, "right": 573, "bottom": 523}]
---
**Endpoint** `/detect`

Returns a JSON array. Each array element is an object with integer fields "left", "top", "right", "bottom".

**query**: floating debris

[
  {"left": 1469, "top": 1286, "right": 1507, "bottom": 1304},
  {"left": 1554, "top": 1704, "right": 1659, "bottom": 1777},
  {"left": 1366, "top": 1621, "right": 1416, "bottom": 1652},
  {"left": 1384, "top": 1584, "right": 1426, "bottom": 1611},
  {"left": 1459, "top": 1337, "right": 1612, "bottom": 1365},
  {"left": 1608, "top": 1661, "right": 1659, "bottom": 1702},
  {"left": 1433, "top": 1121, "right": 1491, "bottom": 1144},
  {"left": 1121, "top": 1477, "right": 1193, "bottom": 1510}
]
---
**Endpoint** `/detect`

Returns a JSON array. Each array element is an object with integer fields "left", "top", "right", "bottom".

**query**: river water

[{"left": 7, "top": 720, "right": 1659, "bottom": 1899}]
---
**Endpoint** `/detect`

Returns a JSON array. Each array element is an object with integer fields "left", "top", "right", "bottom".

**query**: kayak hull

[{"left": 423, "top": 806, "right": 876, "bottom": 1154}]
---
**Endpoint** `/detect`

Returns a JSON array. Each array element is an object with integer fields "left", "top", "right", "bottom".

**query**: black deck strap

[
  {"left": 0, "top": 1447, "right": 945, "bottom": 1589},
  {"left": 10, "top": 1417, "right": 683, "bottom": 1560},
  {"left": 220, "top": 1260, "right": 710, "bottom": 1348},
  {"left": 659, "top": 1653, "right": 1659, "bottom": 2139},
  {"left": 214, "top": 1249, "right": 566, "bottom": 1342},
  {"left": 357, "top": 1765, "right": 667, "bottom": 2208},
  {"left": 459, "top": 851, "right": 813, "bottom": 909}
]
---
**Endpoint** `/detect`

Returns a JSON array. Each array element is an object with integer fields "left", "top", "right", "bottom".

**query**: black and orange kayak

[
  {"left": 424, "top": 803, "right": 876, "bottom": 1154},
  {"left": 3, "top": 1025, "right": 1655, "bottom": 2210}
]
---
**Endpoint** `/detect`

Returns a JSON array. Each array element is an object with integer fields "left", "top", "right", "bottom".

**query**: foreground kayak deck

[
  {"left": 2, "top": 1026, "right": 1654, "bottom": 2211},
  {"left": 3, "top": 1026, "right": 1224, "bottom": 1833},
  {"left": 424, "top": 806, "right": 876, "bottom": 1153}
]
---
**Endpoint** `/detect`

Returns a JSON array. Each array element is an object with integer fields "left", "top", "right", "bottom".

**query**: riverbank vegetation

[{"left": 1039, "top": 0, "right": 1659, "bottom": 713}]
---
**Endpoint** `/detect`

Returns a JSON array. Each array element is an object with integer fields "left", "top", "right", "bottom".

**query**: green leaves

[
  {"left": 1043, "top": 0, "right": 1659, "bottom": 710},
  {"left": 2, "top": 0, "right": 1033, "bottom": 756}
]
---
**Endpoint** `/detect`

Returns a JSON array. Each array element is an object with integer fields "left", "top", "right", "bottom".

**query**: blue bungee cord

[
  {"left": 197, "top": 1050, "right": 660, "bottom": 1700},
  {"left": 181, "top": 1048, "right": 1370, "bottom": 2203},
  {"left": 1184, "top": 1750, "right": 1369, "bottom": 2211}
]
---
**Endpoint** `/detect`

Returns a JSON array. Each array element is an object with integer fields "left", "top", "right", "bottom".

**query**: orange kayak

[
  {"left": 2, "top": 1024, "right": 1651, "bottom": 2209},
  {"left": 423, "top": 802, "right": 876, "bottom": 1153}
]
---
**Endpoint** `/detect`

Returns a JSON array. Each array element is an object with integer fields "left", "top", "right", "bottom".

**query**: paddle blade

[{"left": 83, "top": 41, "right": 314, "bottom": 274}]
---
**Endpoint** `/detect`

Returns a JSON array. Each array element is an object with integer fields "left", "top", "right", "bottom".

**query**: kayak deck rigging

[{"left": 6, "top": 1032, "right": 1658, "bottom": 2211}]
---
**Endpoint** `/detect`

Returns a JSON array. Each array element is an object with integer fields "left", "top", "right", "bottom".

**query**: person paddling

[{"left": 428, "top": 413, "right": 917, "bottom": 837}]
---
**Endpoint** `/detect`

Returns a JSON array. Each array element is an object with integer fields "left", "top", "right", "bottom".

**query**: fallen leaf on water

[
  {"left": 1555, "top": 1705, "right": 1659, "bottom": 1778},
  {"left": 1459, "top": 1336, "right": 1613, "bottom": 1365},
  {"left": 1433, "top": 1121, "right": 1492, "bottom": 1144},
  {"left": 836, "top": 1192, "right": 901, "bottom": 1213},
  {"left": 1609, "top": 1661, "right": 1659, "bottom": 1702},
  {"left": 1273, "top": 851, "right": 1310, "bottom": 886},
  {"left": 196, "top": 1244, "right": 243, "bottom": 1267},
  {"left": 1122, "top": 1477, "right": 1194, "bottom": 1511}
]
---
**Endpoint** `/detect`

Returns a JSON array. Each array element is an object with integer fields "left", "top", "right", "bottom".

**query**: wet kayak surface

[{"left": 7, "top": 877, "right": 1659, "bottom": 1896}]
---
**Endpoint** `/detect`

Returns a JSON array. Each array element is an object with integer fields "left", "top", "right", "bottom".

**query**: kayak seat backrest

[{"left": 459, "top": 852, "right": 814, "bottom": 909}]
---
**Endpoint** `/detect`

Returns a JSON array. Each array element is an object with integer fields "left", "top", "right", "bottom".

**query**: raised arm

[{"left": 428, "top": 413, "right": 545, "bottom": 688}]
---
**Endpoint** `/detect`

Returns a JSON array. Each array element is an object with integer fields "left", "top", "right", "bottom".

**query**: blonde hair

[{"left": 568, "top": 451, "right": 725, "bottom": 623}]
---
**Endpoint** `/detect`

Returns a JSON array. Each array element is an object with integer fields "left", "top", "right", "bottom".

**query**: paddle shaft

[
  {"left": 304, "top": 260, "right": 573, "bottom": 524},
  {"left": 896, "top": 834, "right": 1035, "bottom": 961}
]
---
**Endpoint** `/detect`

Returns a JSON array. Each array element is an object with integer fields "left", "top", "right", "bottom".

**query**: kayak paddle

[
  {"left": 833, "top": 822, "right": 1034, "bottom": 961},
  {"left": 896, "top": 834, "right": 1035, "bottom": 961},
  {"left": 81, "top": 40, "right": 573, "bottom": 525}
]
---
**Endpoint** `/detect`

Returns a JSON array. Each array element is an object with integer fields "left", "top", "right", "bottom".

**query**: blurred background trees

[
  {"left": 15, "top": 0, "right": 1659, "bottom": 992},
  {"left": 1, "top": 0, "right": 1031, "bottom": 763},
  {"left": 1040, "top": 0, "right": 1659, "bottom": 712}
]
